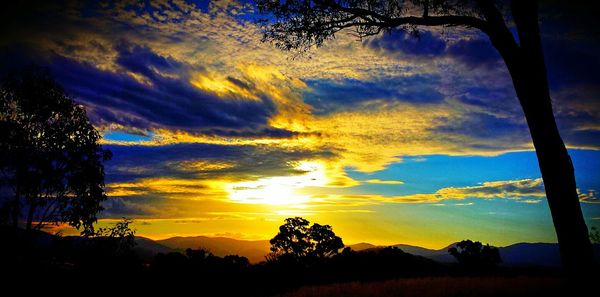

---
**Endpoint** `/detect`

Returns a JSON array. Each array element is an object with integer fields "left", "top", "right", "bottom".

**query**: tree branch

[{"left": 328, "top": 1, "right": 490, "bottom": 33}]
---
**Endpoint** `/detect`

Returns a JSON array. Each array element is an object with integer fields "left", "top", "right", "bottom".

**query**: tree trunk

[
  {"left": 12, "top": 184, "right": 20, "bottom": 228},
  {"left": 514, "top": 72, "right": 595, "bottom": 273},
  {"left": 495, "top": 1, "right": 595, "bottom": 273},
  {"left": 25, "top": 197, "right": 37, "bottom": 231}
]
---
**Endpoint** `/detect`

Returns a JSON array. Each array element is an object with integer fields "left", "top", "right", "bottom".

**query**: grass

[{"left": 275, "top": 276, "right": 566, "bottom": 297}]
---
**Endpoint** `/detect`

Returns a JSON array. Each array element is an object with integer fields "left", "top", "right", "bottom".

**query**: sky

[{"left": 1, "top": 0, "right": 599, "bottom": 248}]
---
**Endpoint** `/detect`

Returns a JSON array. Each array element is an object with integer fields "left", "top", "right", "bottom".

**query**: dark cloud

[
  {"left": 304, "top": 75, "right": 444, "bottom": 114},
  {"left": 366, "top": 30, "right": 446, "bottom": 57},
  {"left": 226, "top": 76, "right": 255, "bottom": 90},
  {"left": 101, "top": 197, "right": 160, "bottom": 218},
  {"left": 446, "top": 38, "right": 502, "bottom": 68},
  {"left": 456, "top": 85, "right": 518, "bottom": 110},
  {"left": 101, "top": 195, "right": 207, "bottom": 219},
  {"left": 365, "top": 28, "right": 501, "bottom": 69},
  {"left": 115, "top": 42, "right": 184, "bottom": 80},
  {"left": 437, "top": 112, "right": 529, "bottom": 141},
  {"left": 103, "top": 143, "right": 331, "bottom": 184},
  {"left": 544, "top": 39, "right": 600, "bottom": 88},
  {"left": 540, "top": 9, "right": 600, "bottom": 89},
  {"left": 48, "top": 53, "right": 278, "bottom": 132}
]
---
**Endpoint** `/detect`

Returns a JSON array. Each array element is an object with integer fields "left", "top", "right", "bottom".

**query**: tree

[
  {"left": 270, "top": 217, "right": 313, "bottom": 258},
  {"left": 590, "top": 227, "right": 600, "bottom": 245},
  {"left": 257, "top": 0, "right": 594, "bottom": 272},
  {"left": 448, "top": 240, "right": 502, "bottom": 268},
  {"left": 309, "top": 223, "right": 345, "bottom": 258},
  {"left": 0, "top": 68, "right": 111, "bottom": 236},
  {"left": 93, "top": 217, "right": 137, "bottom": 253},
  {"left": 269, "top": 217, "right": 344, "bottom": 259}
]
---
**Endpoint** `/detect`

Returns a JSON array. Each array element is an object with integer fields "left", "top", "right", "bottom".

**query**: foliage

[
  {"left": 270, "top": 217, "right": 344, "bottom": 259},
  {"left": 0, "top": 67, "right": 111, "bottom": 236},
  {"left": 448, "top": 239, "right": 502, "bottom": 268},
  {"left": 93, "top": 217, "right": 136, "bottom": 253},
  {"left": 590, "top": 227, "right": 600, "bottom": 244},
  {"left": 257, "top": 0, "right": 488, "bottom": 52},
  {"left": 310, "top": 223, "right": 345, "bottom": 258},
  {"left": 270, "top": 217, "right": 313, "bottom": 258}
]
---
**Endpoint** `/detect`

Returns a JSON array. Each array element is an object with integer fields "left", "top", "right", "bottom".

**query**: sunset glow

[{"left": 227, "top": 161, "right": 326, "bottom": 205}]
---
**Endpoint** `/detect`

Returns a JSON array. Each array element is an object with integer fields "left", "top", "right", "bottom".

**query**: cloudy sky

[{"left": 1, "top": 0, "right": 599, "bottom": 247}]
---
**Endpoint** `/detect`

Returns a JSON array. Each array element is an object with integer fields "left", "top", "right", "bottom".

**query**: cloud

[
  {"left": 552, "top": 85, "right": 600, "bottom": 149},
  {"left": 387, "top": 178, "right": 546, "bottom": 203},
  {"left": 50, "top": 55, "right": 281, "bottom": 132},
  {"left": 364, "top": 179, "right": 404, "bottom": 185},
  {"left": 578, "top": 189, "right": 599, "bottom": 204},
  {"left": 446, "top": 38, "right": 502, "bottom": 68},
  {"left": 303, "top": 75, "right": 445, "bottom": 114},
  {"left": 115, "top": 42, "right": 184, "bottom": 82},
  {"left": 366, "top": 30, "right": 447, "bottom": 58},
  {"left": 3, "top": 0, "right": 598, "bottom": 159}
]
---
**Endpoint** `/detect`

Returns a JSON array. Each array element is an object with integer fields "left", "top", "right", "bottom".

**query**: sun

[{"left": 226, "top": 161, "right": 327, "bottom": 205}]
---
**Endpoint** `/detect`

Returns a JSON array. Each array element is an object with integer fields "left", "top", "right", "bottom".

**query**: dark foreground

[
  {"left": 276, "top": 276, "right": 567, "bottom": 297},
  {"left": 1, "top": 226, "right": 594, "bottom": 296}
]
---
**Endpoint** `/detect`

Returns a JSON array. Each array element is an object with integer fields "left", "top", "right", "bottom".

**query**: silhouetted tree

[
  {"left": 0, "top": 68, "right": 111, "bottom": 236},
  {"left": 93, "top": 217, "right": 136, "bottom": 254},
  {"left": 152, "top": 251, "right": 189, "bottom": 271},
  {"left": 223, "top": 254, "right": 251, "bottom": 270},
  {"left": 309, "top": 223, "right": 344, "bottom": 258},
  {"left": 257, "top": 0, "right": 594, "bottom": 272},
  {"left": 590, "top": 227, "right": 600, "bottom": 245},
  {"left": 269, "top": 217, "right": 344, "bottom": 259},
  {"left": 448, "top": 240, "right": 502, "bottom": 268},
  {"left": 270, "top": 217, "right": 313, "bottom": 258}
]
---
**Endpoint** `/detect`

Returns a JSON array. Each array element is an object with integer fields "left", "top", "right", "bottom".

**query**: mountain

[
  {"left": 5, "top": 225, "right": 598, "bottom": 267},
  {"left": 351, "top": 242, "right": 600, "bottom": 267},
  {"left": 347, "top": 242, "right": 377, "bottom": 251},
  {"left": 392, "top": 244, "right": 446, "bottom": 258},
  {"left": 133, "top": 237, "right": 173, "bottom": 262},
  {"left": 157, "top": 236, "right": 271, "bottom": 263},
  {"left": 149, "top": 235, "right": 598, "bottom": 267},
  {"left": 498, "top": 243, "right": 562, "bottom": 267}
]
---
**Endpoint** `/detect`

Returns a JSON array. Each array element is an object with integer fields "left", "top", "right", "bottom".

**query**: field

[{"left": 276, "top": 276, "right": 566, "bottom": 297}]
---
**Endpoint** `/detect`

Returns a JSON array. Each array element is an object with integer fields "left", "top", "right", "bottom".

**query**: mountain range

[{"left": 134, "top": 235, "right": 600, "bottom": 266}]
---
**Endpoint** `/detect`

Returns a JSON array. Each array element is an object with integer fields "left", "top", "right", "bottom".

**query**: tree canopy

[
  {"left": 448, "top": 239, "right": 502, "bottom": 268},
  {"left": 0, "top": 68, "right": 111, "bottom": 236},
  {"left": 270, "top": 217, "right": 344, "bottom": 259},
  {"left": 257, "top": 0, "right": 498, "bottom": 52}
]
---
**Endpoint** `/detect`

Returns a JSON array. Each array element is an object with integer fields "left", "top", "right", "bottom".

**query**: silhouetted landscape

[
  {"left": 135, "top": 234, "right": 600, "bottom": 268},
  {"left": 4, "top": 218, "right": 597, "bottom": 295}
]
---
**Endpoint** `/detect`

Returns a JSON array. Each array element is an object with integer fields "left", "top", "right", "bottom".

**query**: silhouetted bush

[{"left": 449, "top": 240, "right": 502, "bottom": 273}]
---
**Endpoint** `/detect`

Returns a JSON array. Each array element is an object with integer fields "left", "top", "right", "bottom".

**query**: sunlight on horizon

[{"left": 226, "top": 161, "right": 327, "bottom": 205}]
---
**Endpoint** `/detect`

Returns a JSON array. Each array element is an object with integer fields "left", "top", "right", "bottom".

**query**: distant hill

[
  {"left": 348, "top": 242, "right": 600, "bottom": 267},
  {"left": 150, "top": 235, "right": 599, "bottom": 266},
  {"left": 133, "top": 237, "right": 173, "bottom": 262},
  {"left": 156, "top": 236, "right": 271, "bottom": 263},
  {"left": 498, "top": 243, "right": 562, "bottom": 267},
  {"left": 7, "top": 225, "right": 597, "bottom": 267},
  {"left": 347, "top": 242, "right": 377, "bottom": 251}
]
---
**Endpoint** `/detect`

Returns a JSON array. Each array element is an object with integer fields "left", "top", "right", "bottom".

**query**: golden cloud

[{"left": 364, "top": 179, "right": 405, "bottom": 185}]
